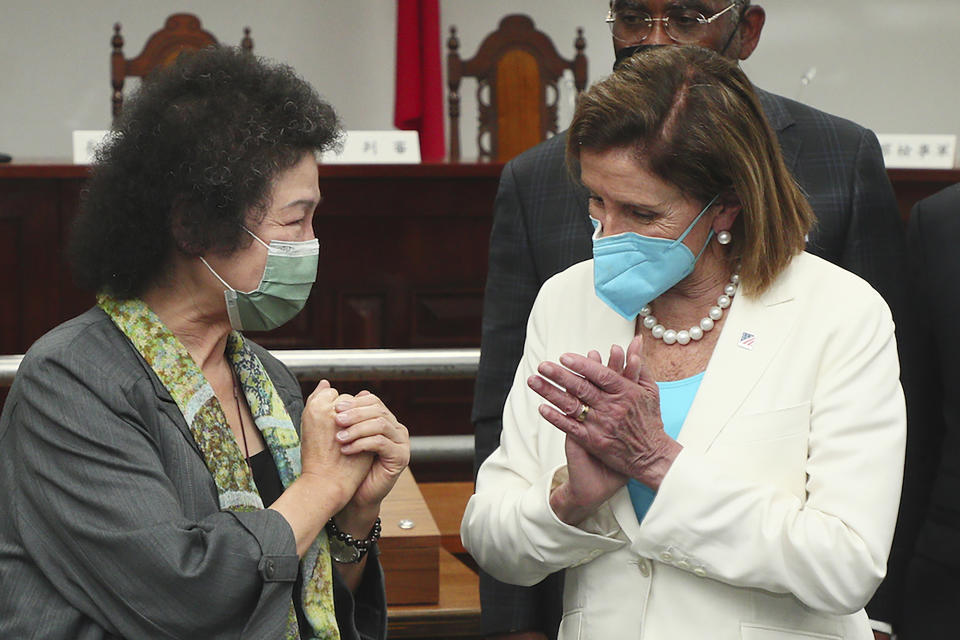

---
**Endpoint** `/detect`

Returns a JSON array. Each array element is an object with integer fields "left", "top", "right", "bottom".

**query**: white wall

[
  {"left": 741, "top": 0, "right": 960, "bottom": 138},
  {"left": 1, "top": 1, "right": 958, "bottom": 160},
  {"left": 0, "top": 0, "right": 398, "bottom": 158}
]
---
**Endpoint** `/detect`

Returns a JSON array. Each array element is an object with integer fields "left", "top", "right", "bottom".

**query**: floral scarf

[{"left": 98, "top": 295, "right": 339, "bottom": 640}]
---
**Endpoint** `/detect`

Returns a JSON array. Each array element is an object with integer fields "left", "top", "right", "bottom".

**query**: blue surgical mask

[{"left": 592, "top": 194, "right": 719, "bottom": 320}]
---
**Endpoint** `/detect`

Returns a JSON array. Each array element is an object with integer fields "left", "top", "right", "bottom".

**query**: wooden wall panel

[
  {"left": 2, "top": 162, "right": 955, "bottom": 480},
  {"left": 0, "top": 213, "right": 24, "bottom": 353},
  {"left": 338, "top": 294, "right": 386, "bottom": 346},
  {"left": 412, "top": 291, "right": 484, "bottom": 346},
  {"left": 0, "top": 179, "right": 88, "bottom": 353},
  {"left": 0, "top": 162, "right": 500, "bottom": 480}
]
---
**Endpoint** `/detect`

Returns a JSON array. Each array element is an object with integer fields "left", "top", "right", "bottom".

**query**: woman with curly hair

[{"left": 0, "top": 47, "right": 407, "bottom": 640}]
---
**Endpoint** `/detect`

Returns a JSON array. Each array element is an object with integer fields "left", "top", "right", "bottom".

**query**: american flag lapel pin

[{"left": 737, "top": 331, "right": 756, "bottom": 350}]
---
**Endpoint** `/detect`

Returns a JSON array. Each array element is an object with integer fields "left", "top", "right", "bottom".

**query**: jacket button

[
  {"left": 660, "top": 551, "right": 673, "bottom": 562},
  {"left": 637, "top": 559, "right": 651, "bottom": 577},
  {"left": 693, "top": 567, "right": 707, "bottom": 577},
  {"left": 265, "top": 559, "right": 276, "bottom": 578},
  {"left": 677, "top": 560, "right": 691, "bottom": 570}
]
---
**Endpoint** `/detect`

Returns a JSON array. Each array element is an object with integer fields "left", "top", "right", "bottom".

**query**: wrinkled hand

[
  {"left": 299, "top": 380, "right": 374, "bottom": 511},
  {"left": 551, "top": 346, "right": 631, "bottom": 522},
  {"left": 529, "top": 336, "right": 680, "bottom": 491},
  {"left": 333, "top": 390, "right": 410, "bottom": 511}
]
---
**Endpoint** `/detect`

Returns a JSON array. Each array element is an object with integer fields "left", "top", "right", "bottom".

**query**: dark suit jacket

[
  {"left": 890, "top": 184, "right": 960, "bottom": 639},
  {"left": 471, "top": 88, "right": 908, "bottom": 636},
  {"left": 0, "top": 307, "right": 387, "bottom": 640}
]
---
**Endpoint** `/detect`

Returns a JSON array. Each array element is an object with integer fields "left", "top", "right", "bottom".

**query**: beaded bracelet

[{"left": 325, "top": 516, "right": 382, "bottom": 551}]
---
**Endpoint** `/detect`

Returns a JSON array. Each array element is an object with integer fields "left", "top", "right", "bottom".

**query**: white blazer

[{"left": 462, "top": 253, "right": 905, "bottom": 640}]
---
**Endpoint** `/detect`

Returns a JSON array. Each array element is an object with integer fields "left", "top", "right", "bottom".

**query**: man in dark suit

[
  {"left": 471, "top": 2, "right": 908, "bottom": 639},
  {"left": 885, "top": 183, "right": 960, "bottom": 639}
]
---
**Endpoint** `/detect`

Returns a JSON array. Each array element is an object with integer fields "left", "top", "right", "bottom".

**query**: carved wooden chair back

[
  {"left": 446, "top": 14, "right": 587, "bottom": 162},
  {"left": 111, "top": 13, "right": 253, "bottom": 120}
]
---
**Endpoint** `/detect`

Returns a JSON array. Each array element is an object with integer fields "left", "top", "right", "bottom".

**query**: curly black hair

[{"left": 69, "top": 46, "right": 342, "bottom": 298}]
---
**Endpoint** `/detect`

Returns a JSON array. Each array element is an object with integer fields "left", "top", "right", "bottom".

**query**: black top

[
  {"left": 247, "top": 449, "right": 311, "bottom": 632},
  {"left": 245, "top": 448, "right": 386, "bottom": 639},
  {"left": 248, "top": 449, "right": 284, "bottom": 505}
]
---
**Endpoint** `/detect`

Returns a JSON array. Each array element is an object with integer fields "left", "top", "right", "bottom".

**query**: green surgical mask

[{"left": 201, "top": 227, "right": 319, "bottom": 332}]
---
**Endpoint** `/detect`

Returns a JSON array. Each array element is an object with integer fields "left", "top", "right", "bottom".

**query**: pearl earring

[{"left": 717, "top": 230, "right": 732, "bottom": 245}]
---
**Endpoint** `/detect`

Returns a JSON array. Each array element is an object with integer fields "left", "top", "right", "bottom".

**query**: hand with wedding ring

[
  {"left": 574, "top": 402, "right": 590, "bottom": 422},
  {"left": 527, "top": 335, "right": 683, "bottom": 525}
]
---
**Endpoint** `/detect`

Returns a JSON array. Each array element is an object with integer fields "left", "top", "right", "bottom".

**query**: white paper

[
  {"left": 321, "top": 130, "right": 421, "bottom": 164},
  {"left": 877, "top": 134, "right": 956, "bottom": 169},
  {"left": 72, "top": 130, "right": 111, "bottom": 164}
]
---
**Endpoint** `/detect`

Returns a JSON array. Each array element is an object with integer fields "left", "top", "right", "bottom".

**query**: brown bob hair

[{"left": 566, "top": 46, "right": 813, "bottom": 296}]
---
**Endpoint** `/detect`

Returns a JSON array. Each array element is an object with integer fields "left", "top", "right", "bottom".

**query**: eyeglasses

[{"left": 605, "top": 2, "right": 738, "bottom": 45}]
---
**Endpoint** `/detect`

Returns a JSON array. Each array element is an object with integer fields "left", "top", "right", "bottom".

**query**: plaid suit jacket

[{"left": 471, "top": 88, "right": 908, "bottom": 637}]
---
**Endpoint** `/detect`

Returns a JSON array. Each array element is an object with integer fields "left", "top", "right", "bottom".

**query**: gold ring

[{"left": 575, "top": 403, "right": 590, "bottom": 422}]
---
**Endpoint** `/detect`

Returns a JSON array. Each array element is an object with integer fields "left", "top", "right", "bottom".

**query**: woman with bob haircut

[
  {"left": 0, "top": 47, "right": 407, "bottom": 640},
  {"left": 462, "top": 46, "right": 904, "bottom": 639}
]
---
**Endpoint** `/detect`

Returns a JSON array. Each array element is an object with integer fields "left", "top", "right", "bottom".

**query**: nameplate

[
  {"left": 877, "top": 134, "right": 956, "bottom": 169},
  {"left": 322, "top": 130, "right": 421, "bottom": 164},
  {"left": 72, "top": 130, "right": 111, "bottom": 164}
]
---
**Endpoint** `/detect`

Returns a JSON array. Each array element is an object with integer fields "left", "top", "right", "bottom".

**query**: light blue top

[{"left": 627, "top": 371, "right": 705, "bottom": 524}]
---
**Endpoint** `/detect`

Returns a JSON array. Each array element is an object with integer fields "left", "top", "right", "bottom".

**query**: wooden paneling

[
  {"left": 0, "top": 207, "right": 25, "bottom": 353},
  {"left": 338, "top": 294, "right": 386, "bottom": 346},
  {"left": 1, "top": 160, "right": 956, "bottom": 480},
  {"left": 412, "top": 291, "right": 484, "bottom": 345},
  {"left": 0, "top": 161, "right": 500, "bottom": 480},
  {"left": 0, "top": 178, "right": 91, "bottom": 354},
  {"left": 888, "top": 168, "right": 960, "bottom": 221}
]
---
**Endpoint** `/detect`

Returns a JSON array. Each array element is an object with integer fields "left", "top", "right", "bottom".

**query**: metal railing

[{"left": 0, "top": 349, "right": 479, "bottom": 463}]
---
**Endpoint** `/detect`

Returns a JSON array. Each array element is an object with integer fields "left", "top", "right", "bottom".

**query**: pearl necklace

[{"left": 638, "top": 272, "right": 740, "bottom": 345}]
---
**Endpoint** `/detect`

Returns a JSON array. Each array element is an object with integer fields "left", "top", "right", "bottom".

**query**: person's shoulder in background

[
  {"left": 756, "top": 88, "right": 877, "bottom": 146},
  {"left": 505, "top": 130, "right": 569, "bottom": 180},
  {"left": 913, "top": 182, "right": 960, "bottom": 219}
]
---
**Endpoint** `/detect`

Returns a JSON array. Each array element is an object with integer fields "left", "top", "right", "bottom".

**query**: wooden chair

[
  {"left": 446, "top": 14, "right": 587, "bottom": 162},
  {"left": 111, "top": 13, "right": 253, "bottom": 120}
]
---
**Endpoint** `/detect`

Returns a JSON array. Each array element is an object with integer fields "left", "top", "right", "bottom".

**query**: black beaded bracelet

[{"left": 326, "top": 516, "right": 382, "bottom": 551}]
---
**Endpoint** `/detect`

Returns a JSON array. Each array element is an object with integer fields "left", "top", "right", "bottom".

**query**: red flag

[{"left": 394, "top": 0, "right": 445, "bottom": 162}]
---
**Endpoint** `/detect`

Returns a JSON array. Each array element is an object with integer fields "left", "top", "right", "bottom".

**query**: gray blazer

[{"left": 0, "top": 307, "right": 386, "bottom": 640}]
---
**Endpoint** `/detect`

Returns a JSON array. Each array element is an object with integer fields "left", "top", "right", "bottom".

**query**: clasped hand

[
  {"left": 300, "top": 380, "right": 410, "bottom": 517},
  {"left": 527, "top": 336, "right": 682, "bottom": 525}
]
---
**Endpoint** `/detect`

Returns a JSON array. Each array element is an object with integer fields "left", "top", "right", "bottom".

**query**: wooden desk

[
  {"left": 388, "top": 548, "right": 481, "bottom": 639},
  {"left": 379, "top": 474, "right": 480, "bottom": 638},
  {"left": 420, "top": 481, "right": 474, "bottom": 556},
  {"left": 379, "top": 469, "right": 441, "bottom": 605}
]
